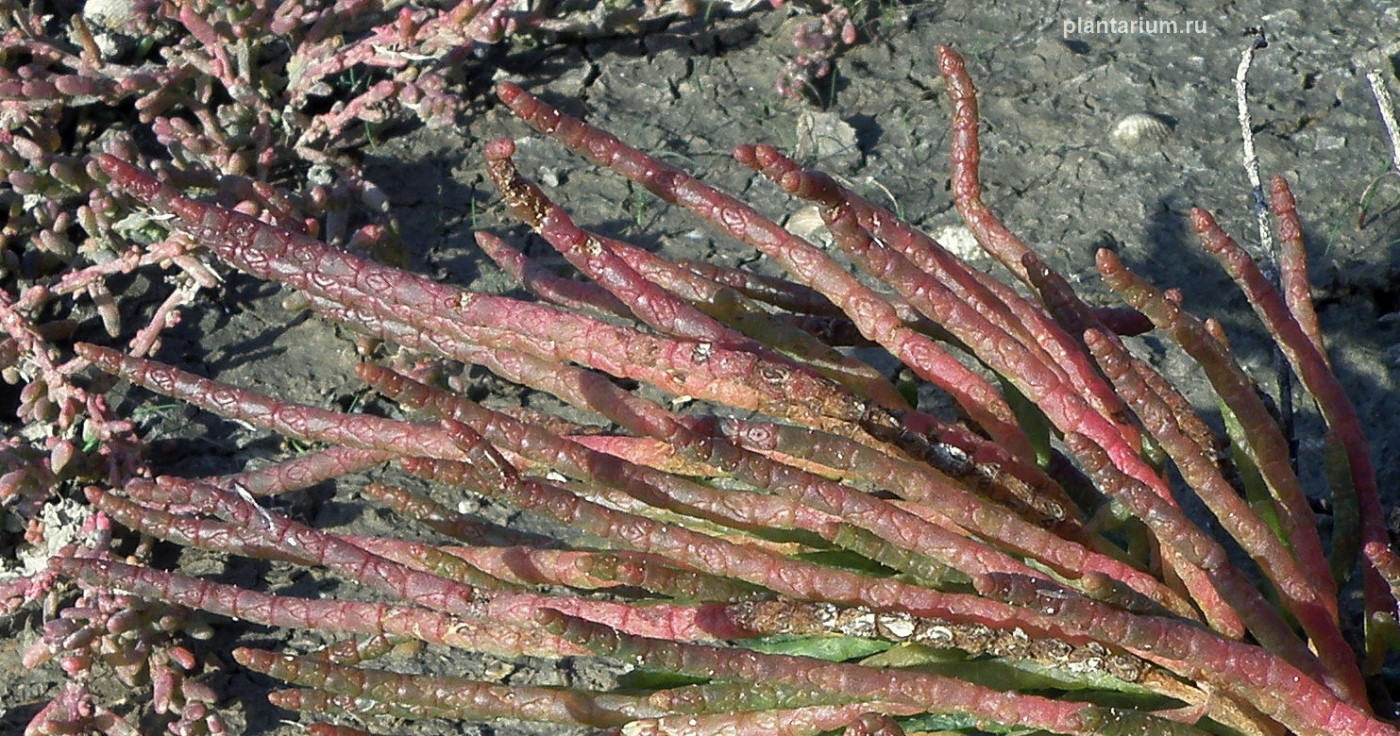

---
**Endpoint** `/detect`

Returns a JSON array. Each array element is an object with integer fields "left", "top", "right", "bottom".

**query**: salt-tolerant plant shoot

[
  {"left": 12, "top": 43, "right": 1400, "bottom": 735},
  {"left": 0, "top": 0, "right": 874, "bottom": 551},
  {"left": 0, "top": 3, "right": 883, "bottom": 727}
]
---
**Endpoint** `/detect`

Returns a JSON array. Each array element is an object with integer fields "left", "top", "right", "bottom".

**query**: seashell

[
  {"left": 784, "top": 205, "right": 831, "bottom": 245},
  {"left": 1110, "top": 112, "right": 1173, "bottom": 148}
]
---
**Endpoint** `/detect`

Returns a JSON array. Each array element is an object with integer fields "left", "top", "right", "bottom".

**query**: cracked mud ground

[{"left": 4, "top": 1, "right": 1400, "bottom": 733}]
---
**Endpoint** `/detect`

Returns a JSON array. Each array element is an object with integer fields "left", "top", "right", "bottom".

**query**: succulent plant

[{"left": 4, "top": 39, "right": 1391, "bottom": 735}]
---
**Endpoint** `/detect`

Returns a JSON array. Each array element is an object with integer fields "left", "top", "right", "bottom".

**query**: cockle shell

[{"left": 1110, "top": 112, "right": 1173, "bottom": 148}]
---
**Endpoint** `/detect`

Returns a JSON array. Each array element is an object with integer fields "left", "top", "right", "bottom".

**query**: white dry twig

[
  {"left": 1234, "top": 30, "right": 1274, "bottom": 265},
  {"left": 1365, "top": 70, "right": 1400, "bottom": 173}
]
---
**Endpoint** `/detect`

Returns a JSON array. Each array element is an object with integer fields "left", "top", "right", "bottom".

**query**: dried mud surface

[{"left": 4, "top": 1, "right": 1400, "bottom": 734}]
